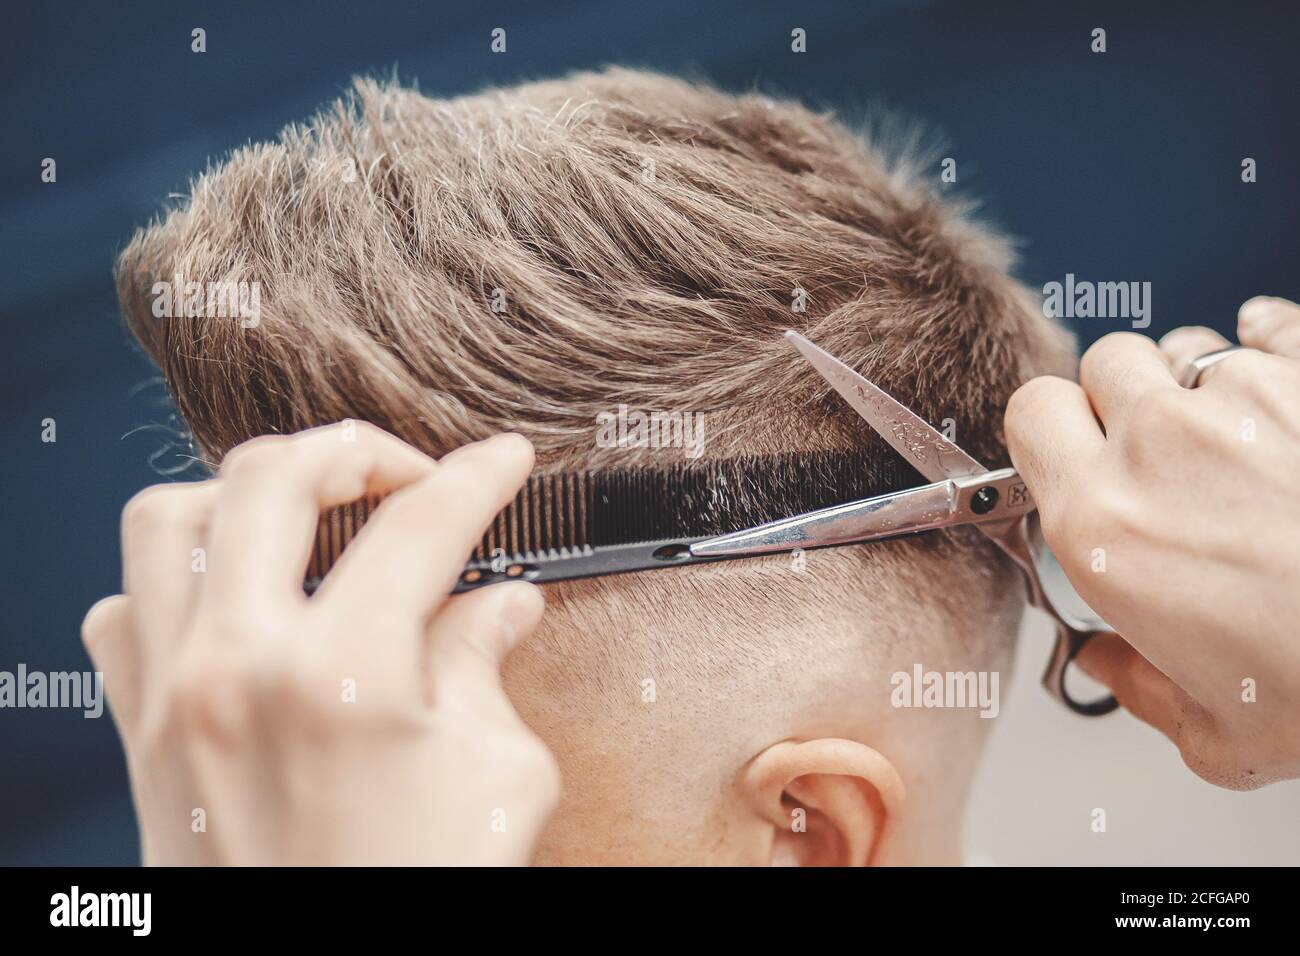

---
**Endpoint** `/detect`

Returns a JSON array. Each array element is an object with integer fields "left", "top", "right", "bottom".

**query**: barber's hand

[
  {"left": 81, "top": 425, "right": 559, "bottom": 864},
  {"left": 1005, "top": 296, "right": 1300, "bottom": 789}
]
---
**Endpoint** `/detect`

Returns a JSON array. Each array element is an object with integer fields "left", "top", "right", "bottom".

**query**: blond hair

[{"left": 117, "top": 68, "right": 1072, "bottom": 476}]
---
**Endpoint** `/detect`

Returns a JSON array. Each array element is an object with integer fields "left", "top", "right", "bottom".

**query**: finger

[
  {"left": 81, "top": 594, "right": 143, "bottom": 735},
  {"left": 120, "top": 481, "right": 220, "bottom": 656},
  {"left": 424, "top": 581, "right": 546, "bottom": 715},
  {"left": 1238, "top": 296, "right": 1300, "bottom": 359},
  {"left": 1075, "top": 633, "right": 1209, "bottom": 744},
  {"left": 1004, "top": 375, "right": 1105, "bottom": 515},
  {"left": 1078, "top": 332, "right": 1178, "bottom": 429},
  {"left": 1157, "top": 326, "right": 1232, "bottom": 384},
  {"left": 200, "top": 422, "right": 436, "bottom": 622},
  {"left": 318, "top": 433, "right": 535, "bottom": 624}
]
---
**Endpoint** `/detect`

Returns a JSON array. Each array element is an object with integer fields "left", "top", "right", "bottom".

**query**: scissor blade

[
  {"left": 691, "top": 480, "right": 960, "bottom": 557},
  {"left": 691, "top": 468, "right": 1035, "bottom": 558},
  {"left": 784, "top": 330, "right": 986, "bottom": 483}
]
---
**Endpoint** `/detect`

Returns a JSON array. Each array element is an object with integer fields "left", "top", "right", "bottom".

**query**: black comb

[{"left": 303, "top": 448, "right": 917, "bottom": 594}]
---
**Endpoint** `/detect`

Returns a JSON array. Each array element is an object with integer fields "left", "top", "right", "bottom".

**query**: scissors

[{"left": 690, "top": 331, "right": 1118, "bottom": 717}]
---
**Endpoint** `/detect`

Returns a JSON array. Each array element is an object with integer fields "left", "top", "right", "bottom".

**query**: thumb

[{"left": 424, "top": 581, "right": 546, "bottom": 713}]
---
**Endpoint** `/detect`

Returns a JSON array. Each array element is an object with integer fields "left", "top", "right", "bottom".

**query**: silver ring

[{"left": 1179, "top": 346, "right": 1244, "bottom": 388}]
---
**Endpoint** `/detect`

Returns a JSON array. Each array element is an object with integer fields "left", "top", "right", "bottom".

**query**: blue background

[{"left": 2, "top": 0, "right": 1296, "bottom": 864}]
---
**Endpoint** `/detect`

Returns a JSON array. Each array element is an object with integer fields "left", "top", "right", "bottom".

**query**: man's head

[{"left": 117, "top": 68, "right": 1074, "bottom": 864}]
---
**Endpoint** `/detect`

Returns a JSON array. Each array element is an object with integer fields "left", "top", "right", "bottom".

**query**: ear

[{"left": 741, "top": 739, "right": 905, "bottom": 867}]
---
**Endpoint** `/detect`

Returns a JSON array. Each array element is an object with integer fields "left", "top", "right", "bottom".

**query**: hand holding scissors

[{"left": 1005, "top": 296, "right": 1300, "bottom": 789}]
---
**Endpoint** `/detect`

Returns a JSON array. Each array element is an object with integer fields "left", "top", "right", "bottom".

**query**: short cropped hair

[{"left": 116, "top": 68, "right": 1072, "bottom": 477}]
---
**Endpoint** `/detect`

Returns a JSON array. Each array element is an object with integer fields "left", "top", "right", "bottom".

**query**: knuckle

[
  {"left": 1160, "top": 324, "right": 1212, "bottom": 342},
  {"left": 219, "top": 434, "right": 290, "bottom": 480},
  {"left": 1080, "top": 332, "right": 1142, "bottom": 379},
  {"left": 1157, "top": 325, "right": 1221, "bottom": 353},
  {"left": 349, "top": 420, "right": 388, "bottom": 443},
  {"left": 1237, "top": 298, "right": 1286, "bottom": 341},
  {"left": 1004, "top": 376, "right": 1059, "bottom": 431},
  {"left": 1003, "top": 378, "right": 1078, "bottom": 483},
  {"left": 1009, "top": 375, "right": 1082, "bottom": 437},
  {"left": 81, "top": 595, "right": 126, "bottom": 648},
  {"left": 121, "top": 485, "right": 190, "bottom": 537},
  {"left": 317, "top": 419, "right": 391, "bottom": 456}
]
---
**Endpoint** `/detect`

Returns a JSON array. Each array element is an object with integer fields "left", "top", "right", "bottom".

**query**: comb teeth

[
  {"left": 475, "top": 471, "right": 592, "bottom": 561},
  {"left": 305, "top": 493, "right": 383, "bottom": 582},
  {"left": 304, "top": 448, "right": 915, "bottom": 588}
]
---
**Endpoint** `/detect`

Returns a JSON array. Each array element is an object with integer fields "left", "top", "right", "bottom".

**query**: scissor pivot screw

[{"left": 971, "top": 486, "right": 1000, "bottom": 515}]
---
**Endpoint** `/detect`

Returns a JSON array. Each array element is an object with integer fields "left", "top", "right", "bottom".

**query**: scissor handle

[{"left": 1041, "top": 624, "right": 1118, "bottom": 716}]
